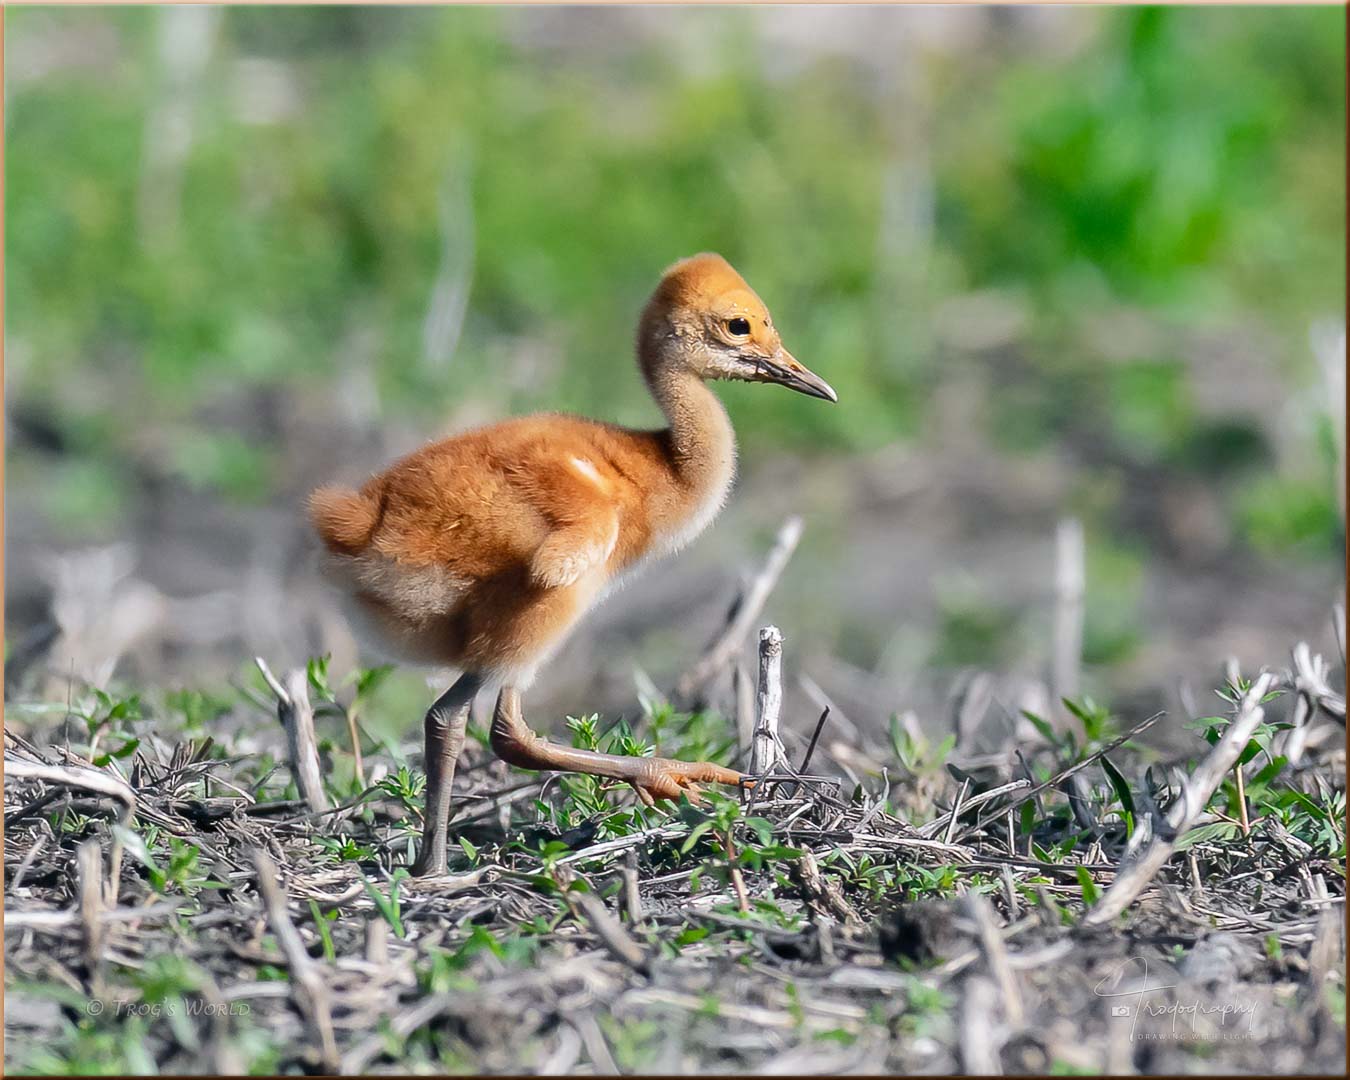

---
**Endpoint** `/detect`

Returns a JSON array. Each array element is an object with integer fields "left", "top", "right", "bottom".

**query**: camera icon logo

[{"left": 1111, "top": 1005, "right": 1132, "bottom": 1017}]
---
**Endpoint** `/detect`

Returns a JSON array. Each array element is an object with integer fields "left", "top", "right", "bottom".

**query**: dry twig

[
  {"left": 76, "top": 839, "right": 106, "bottom": 996},
  {"left": 250, "top": 848, "right": 339, "bottom": 1071},
  {"left": 567, "top": 888, "right": 650, "bottom": 974},
  {"left": 750, "top": 626, "right": 789, "bottom": 779},
  {"left": 254, "top": 658, "right": 329, "bottom": 815},
  {"left": 964, "top": 891, "right": 1023, "bottom": 1027}
]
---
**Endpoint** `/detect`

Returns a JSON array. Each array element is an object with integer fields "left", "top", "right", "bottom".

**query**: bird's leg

[
  {"left": 410, "top": 672, "right": 482, "bottom": 877},
  {"left": 490, "top": 686, "right": 747, "bottom": 806}
]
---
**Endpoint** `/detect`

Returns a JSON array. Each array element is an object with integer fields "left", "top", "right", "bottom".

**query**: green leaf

[
  {"left": 359, "top": 872, "right": 405, "bottom": 938},
  {"left": 306, "top": 655, "right": 334, "bottom": 701},
  {"left": 1021, "top": 710, "right": 1057, "bottom": 744},
  {"left": 744, "top": 817, "right": 775, "bottom": 846},
  {"left": 1175, "top": 821, "right": 1240, "bottom": 851},
  {"left": 520, "top": 874, "right": 560, "bottom": 895},
  {"left": 1075, "top": 865, "right": 1100, "bottom": 905},
  {"left": 112, "top": 824, "right": 157, "bottom": 873},
  {"left": 1019, "top": 800, "right": 1037, "bottom": 839},
  {"left": 1249, "top": 756, "right": 1287, "bottom": 790},
  {"left": 94, "top": 737, "right": 141, "bottom": 767},
  {"left": 1282, "top": 790, "right": 1329, "bottom": 821},
  {"left": 680, "top": 821, "right": 713, "bottom": 855},
  {"left": 1186, "top": 715, "right": 1227, "bottom": 747},
  {"left": 351, "top": 664, "right": 394, "bottom": 700},
  {"left": 674, "top": 926, "right": 710, "bottom": 948},
  {"left": 1099, "top": 756, "right": 1134, "bottom": 816},
  {"left": 308, "top": 900, "right": 336, "bottom": 962},
  {"left": 536, "top": 840, "right": 571, "bottom": 860}
]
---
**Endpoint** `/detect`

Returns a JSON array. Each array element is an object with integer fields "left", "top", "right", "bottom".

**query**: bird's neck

[{"left": 646, "top": 364, "right": 737, "bottom": 507}]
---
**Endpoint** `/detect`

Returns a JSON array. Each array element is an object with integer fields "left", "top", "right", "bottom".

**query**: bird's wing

[{"left": 515, "top": 451, "right": 621, "bottom": 590}]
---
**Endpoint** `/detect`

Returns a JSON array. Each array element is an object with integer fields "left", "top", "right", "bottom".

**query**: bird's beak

[{"left": 758, "top": 348, "right": 838, "bottom": 403}]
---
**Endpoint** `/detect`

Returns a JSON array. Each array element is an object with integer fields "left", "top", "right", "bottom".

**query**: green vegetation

[
  {"left": 3, "top": 11, "right": 1344, "bottom": 1072},
  {"left": 7, "top": 650, "right": 1343, "bottom": 1074},
  {"left": 6, "top": 7, "right": 1343, "bottom": 554}
]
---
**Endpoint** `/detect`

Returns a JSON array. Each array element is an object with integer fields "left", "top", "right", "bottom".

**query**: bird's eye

[{"left": 726, "top": 317, "right": 751, "bottom": 337}]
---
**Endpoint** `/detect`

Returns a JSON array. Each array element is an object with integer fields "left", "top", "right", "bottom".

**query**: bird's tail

[{"left": 308, "top": 485, "right": 381, "bottom": 556}]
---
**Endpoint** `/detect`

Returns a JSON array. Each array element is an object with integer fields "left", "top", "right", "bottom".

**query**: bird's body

[
  {"left": 311, "top": 400, "right": 735, "bottom": 685},
  {"left": 310, "top": 253, "right": 836, "bottom": 876}
]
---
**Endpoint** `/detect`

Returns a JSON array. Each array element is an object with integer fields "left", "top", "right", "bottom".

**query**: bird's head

[{"left": 637, "top": 253, "right": 838, "bottom": 403}]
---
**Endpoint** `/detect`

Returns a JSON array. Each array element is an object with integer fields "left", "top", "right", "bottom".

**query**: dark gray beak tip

[
  {"left": 795, "top": 372, "right": 838, "bottom": 403},
  {"left": 759, "top": 350, "right": 838, "bottom": 404}
]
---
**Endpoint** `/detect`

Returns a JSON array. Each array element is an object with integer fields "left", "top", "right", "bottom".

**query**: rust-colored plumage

[{"left": 310, "top": 253, "right": 836, "bottom": 875}]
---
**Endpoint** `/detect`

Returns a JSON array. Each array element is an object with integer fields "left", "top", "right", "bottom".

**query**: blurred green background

[{"left": 5, "top": 5, "right": 1345, "bottom": 732}]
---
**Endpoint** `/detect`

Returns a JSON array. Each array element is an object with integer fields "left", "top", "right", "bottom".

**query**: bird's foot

[{"left": 625, "top": 757, "right": 750, "bottom": 807}]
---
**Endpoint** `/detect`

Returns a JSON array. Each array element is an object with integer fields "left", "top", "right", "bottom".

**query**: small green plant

[
  {"left": 16, "top": 1014, "right": 159, "bottom": 1075},
  {"left": 1076, "top": 865, "right": 1101, "bottom": 906},
  {"left": 374, "top": 764, "right": 427, "bottom": 850},
  {"left": 375, "top": 764, "right": 426, "bottom": 807},
  {"left": 304, "top": 655, "right": 398, "bottom": 795},
  {"left": 898, "top": 979, "right": 954, "bottom": 1039},
  {"left": 598, "top": 1015, "right": 662, "bottom": 1073},
  {"left": 1061, "top": 697, "right": 1119, "bottom": 744},
  {"left": 309, "top": 901, "right": 339, "bottom": 962},
  {"left": 557, "top": 714, "right": 615, "bottom": 822},
  {"left": 163, "top": 688, "right": 232, "bottom": 735},
  {"left": 528, "top": 714, "right": 669, "bottom": 839},
  {"left": 1184, "top": 678, "right": 1289, "bottom": 831},
  {"left": 676, "top": 792, "right": 800, "bottom": 919},
  {"left": 312, "top": 835, "right": 377, "bottom": 864},
  {"left": 1324, "top": 983, "right": 1346, "bottom": 1026},
  {"left": 821, "top": 850, "right": 901, "bottom": 904},
  {"left": 115, "top": 828, "right": 223, "bottom": 899},
  {"left": 360, "top": 868, "right": 409, "bottom": 938},
  {"left": 646, "top": 701, "right": 735, "bottom": 765},
  {"left": 888, "top": 717, "right": 956, "bottom": 778},
  {"left": 1022, "top": 696, "right": 1123, "bottom": 763},
  {"left": 81, "top": 689, "right": 142, "bottom": 765},
  {"left": 1256, "top": 786, "right": 1345, "bottom": 859}
]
